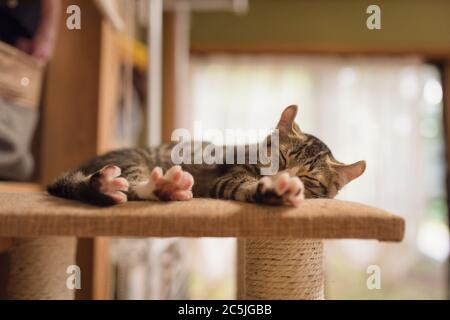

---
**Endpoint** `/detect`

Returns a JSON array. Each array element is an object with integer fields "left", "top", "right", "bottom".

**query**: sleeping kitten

[{"left": 47, "top": 105, "right": 366, "bottom": 207}]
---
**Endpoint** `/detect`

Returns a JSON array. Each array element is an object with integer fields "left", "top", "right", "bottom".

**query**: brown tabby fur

[{"left": 47, "top": 106, "right": 365, "bottom": 206}]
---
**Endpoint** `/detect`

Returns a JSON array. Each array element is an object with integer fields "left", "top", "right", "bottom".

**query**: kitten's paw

[
  {"left": 90, "top": 165, "right": 129, "bottom": 204},
  {"left": 151, "top": 165, "right": 194, "bottom": 201},
  {"left": 255, "top": 172, "right": 304, "bottom": 206}
]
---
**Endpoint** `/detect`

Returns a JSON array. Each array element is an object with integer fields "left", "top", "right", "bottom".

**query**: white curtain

[{"left": 186, "top": 55, "right": 448, "bottom": 299}]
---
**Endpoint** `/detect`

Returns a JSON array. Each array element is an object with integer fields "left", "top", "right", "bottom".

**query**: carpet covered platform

[
  {"left": 0, "top": 192, "right": 405, "bottom": 300},
  {"left": 0, "top": 192, "right": 404, "bottom": 240}
]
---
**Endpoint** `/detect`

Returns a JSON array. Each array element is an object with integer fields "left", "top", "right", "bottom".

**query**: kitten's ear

[
  {"left": 332, "top": 160, "right": 366, "bottom": 188},
  {"left": 277, "top": 105, "right": 299, "bottom": 135}
]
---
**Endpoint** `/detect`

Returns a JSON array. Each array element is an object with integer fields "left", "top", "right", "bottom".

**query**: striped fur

[{"left": 47, "top": 106, "right": 365, "bottom": 206}]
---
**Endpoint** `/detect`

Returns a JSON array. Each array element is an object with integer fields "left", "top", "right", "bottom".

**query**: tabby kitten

[{"left": 47, "top": 105, "right": 366, "bottom": 207}]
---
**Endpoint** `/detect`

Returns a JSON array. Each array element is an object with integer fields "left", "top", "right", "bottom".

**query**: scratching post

[
  {"left": 3, "top": 237, "right": 76, "bottom": 300},
  {"left": 0, "top": 193, "right": 405, "bottom": 300},
  {"left": 238, "top": 238, "right": 324, "bottom": 300}
]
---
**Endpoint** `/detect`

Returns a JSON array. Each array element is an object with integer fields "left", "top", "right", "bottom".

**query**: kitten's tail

[
  {"left": 47, "top": 171, "right": 85, "bottom": 199},
  {"left": 47, "top": 171, "right": 115, "bottom": 206}
]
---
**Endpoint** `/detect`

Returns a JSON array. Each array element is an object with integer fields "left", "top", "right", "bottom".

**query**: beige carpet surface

[{"left": 0, "top": 192, "right": 404, "bottom": 240}]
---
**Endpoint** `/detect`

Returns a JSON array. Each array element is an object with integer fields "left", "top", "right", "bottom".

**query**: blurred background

[{"left": 0, "top": 0, "right": 449, "bottom": 299}]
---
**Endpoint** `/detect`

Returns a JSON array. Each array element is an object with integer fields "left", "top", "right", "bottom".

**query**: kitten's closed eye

[{"left": 277, "top": 105, "right": 365, "bottom": 199}]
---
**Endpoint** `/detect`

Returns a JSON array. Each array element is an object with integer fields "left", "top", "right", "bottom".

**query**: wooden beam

[
  {"left": 97, "top": 20, "right": 120, "bottom": 154},
  {"left": 94, "top": 0, "right": 125, "bottom": 32},
  {"left": 163, "top": 9, "right": 191, "bottom": 138},
  {"left": 190, "top": 43, "right": 450, "bottom": 58},
  {"left": 438, "top": 61, "right": 450, "bottom": 300},
  {"left": 42, "top": 0, "right": 116, "bottom": 300},
  {"left": 41, "top": 0, "right": 102, "bottom": 183},
  {"left": 162, "top": 12, "right": 176, "bottom": 143},
  {"left": 0, "top": 238, "right": 13, "bottom": 254},
  {"left": 74, "top": 237, "right": 111, "bottom": 300},
  {"left": 93, "top": 237, "right": 111, "bottom": 299}
]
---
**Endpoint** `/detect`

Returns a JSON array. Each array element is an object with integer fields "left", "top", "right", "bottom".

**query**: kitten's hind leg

[
  {"left": 89, "top": 165, "right": 129, "bottom": 204},
  {"left": 132, "top": 165, "right": 194, "bottom": 201},
  {"left": 47, "top": 164, "right": 129, "bottom": 206}
]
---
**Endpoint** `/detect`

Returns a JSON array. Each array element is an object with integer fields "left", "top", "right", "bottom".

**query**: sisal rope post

[
  {"left": 238, "top": 238, "right": 324, "bottom": 300},
  {"left": 1, "top": 237, "right": 77, "bottom": 300}
]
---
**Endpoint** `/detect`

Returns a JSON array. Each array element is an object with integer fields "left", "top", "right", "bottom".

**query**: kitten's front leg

[
  {"left": 212, "top": 168, "right": 304, "bottom": 207},
  {"left": 132, "top": 165, "right": 194, "bottom": 201},
  {"left": 254, "top": 172, "right": 305, "bottom": 206}
]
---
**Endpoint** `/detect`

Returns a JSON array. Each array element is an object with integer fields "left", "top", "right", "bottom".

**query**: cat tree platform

[{"left": 0, "top": 192, "right": 404, "bottom": 300}]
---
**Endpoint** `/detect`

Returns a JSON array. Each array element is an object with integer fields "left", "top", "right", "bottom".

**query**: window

[{"left": 187, "top": 55, "right": 448, "bottom": 299}]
